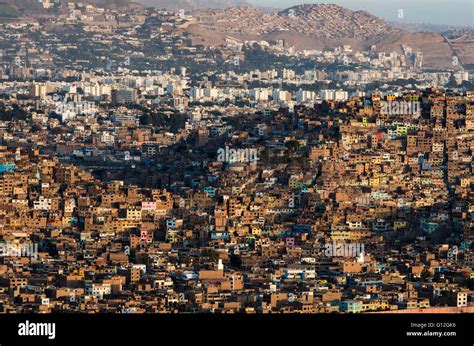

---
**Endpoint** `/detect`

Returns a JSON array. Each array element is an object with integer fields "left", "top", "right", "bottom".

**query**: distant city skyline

[{"left": 248, "top": 0, "right": 474, "bottom": 26}]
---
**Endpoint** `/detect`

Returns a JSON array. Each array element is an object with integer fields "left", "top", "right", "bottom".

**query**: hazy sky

[{"left": 248, "top": 0, "right": 474, "bottom": 26}]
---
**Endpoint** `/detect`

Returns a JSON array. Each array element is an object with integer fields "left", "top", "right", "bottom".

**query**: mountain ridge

[
  {"left": 138, "top": 0, "right": 253, "bottom": 12},
  {"left": 0, "top": 1, "right": 472, "bottom": 70},
  {"left": 185, "top": 3, "right": 473, "bottom": 70},
  {"left": 193, "top": 4, "right": 399, "bottom": 40}
]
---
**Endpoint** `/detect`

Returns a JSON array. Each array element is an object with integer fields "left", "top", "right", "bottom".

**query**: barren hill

[
  {"left": 188, "top": 4, "right": 472, "bottom": 70},
  {"left": 194, "top": 4, "right": 398, "bottom": 40}
]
